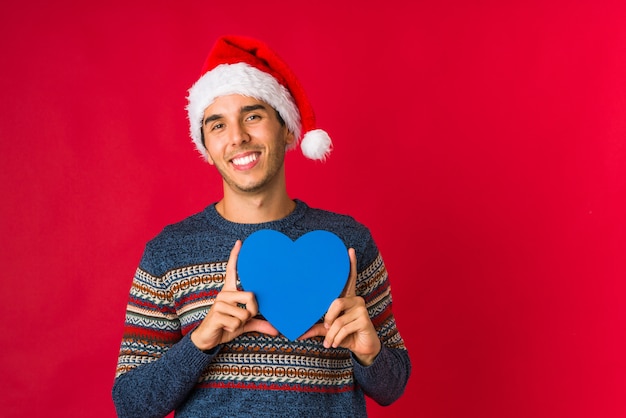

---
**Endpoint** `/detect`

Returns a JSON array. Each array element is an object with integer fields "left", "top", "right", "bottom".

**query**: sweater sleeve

[
  {"left": 111, "top": 265, "right": 217, "bottom": 418},
  {"left": 113, "top": 333, "right": 218, "bottom": 418},
  {"left": 352, "top": 345, "right": 411, "bottom": 405},
  {"left": 351, "top": 244, "right": 412, "bottom": 405}
]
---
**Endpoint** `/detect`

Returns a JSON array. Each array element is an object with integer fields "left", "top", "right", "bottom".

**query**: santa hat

[{"left": 187, "top": 35, "right": 332, "bottom": 161}]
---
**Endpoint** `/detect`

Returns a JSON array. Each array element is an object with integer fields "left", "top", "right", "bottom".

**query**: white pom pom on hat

[
  {"left": 301, "top": 129, "right": 332, "bottom": 160},
  {"left": 186, "top": 36, "right": 332, "bottom": 161}
]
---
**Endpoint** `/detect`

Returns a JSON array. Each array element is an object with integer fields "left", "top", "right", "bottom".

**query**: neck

[{"left": 216, "top": 188, "right": 296, "bottom": 224}]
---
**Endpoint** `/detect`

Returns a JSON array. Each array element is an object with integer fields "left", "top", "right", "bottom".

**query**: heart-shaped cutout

[{"left": 237, "top": 230, "right": 350, "bottom": 340}]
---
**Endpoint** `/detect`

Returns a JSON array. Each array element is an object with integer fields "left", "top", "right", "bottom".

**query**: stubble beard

[{"left": 217, "top": 145, "right": 287, "bottom": 194}]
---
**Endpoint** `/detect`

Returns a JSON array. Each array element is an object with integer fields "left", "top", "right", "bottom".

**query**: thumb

[
  {"left": 342, "top": 248, "right": 358, "bottom": 297},
  {"left": 223, "top": 240, "right": 242, "bottom": 291}
]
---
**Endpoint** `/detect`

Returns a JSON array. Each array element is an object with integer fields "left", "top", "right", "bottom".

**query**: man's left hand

[{"left": 299, "top": 248, "right": 382, "bottom": 366}]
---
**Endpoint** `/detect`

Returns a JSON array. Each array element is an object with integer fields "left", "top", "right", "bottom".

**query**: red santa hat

[{"left": 187, "top": 35, "right": 332, "bottom": 161}]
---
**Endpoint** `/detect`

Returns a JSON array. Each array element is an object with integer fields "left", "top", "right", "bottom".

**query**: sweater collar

[{"left": 203, "top": 199, "right": 308, "bottom": 236}]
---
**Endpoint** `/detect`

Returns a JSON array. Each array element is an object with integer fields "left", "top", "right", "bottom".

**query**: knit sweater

[{"left": 112, "top": 200, "right": 411, "bottom": 417}]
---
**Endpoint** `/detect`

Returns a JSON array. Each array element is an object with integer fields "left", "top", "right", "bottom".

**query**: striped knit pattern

[
  {"left": 113, "top": 200, "right": 410, "bottom": 417},
  {"left": 117, "top": 253, "right": 402, "bottom": 389}
]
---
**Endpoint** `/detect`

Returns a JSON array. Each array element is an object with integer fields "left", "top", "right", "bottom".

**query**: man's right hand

[{"left": 191, "top": 240, "right": 279, "bottom": 351}]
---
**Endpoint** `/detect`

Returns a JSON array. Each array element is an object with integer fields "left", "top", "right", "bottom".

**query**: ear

[
  {"left": 284, "top": 127, "right": 295, "bottom": 146},
  {"left": 201, "top": 129, "right": 215, "bottom": 165},
  {"left": 206, "top": 151, "right": 215, "bottom": 165}
]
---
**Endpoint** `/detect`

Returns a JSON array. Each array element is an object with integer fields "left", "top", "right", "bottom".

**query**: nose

[{"left": 229, "top": 121, "right": 250, "bottom": 146}]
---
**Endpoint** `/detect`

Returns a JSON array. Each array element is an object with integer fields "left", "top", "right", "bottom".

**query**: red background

[{"left": 1, "top": 1, "right": 625, "bottom": 417}]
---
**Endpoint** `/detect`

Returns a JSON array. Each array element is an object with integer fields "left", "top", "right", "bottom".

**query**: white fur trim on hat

[{"left": 186, "top": 62, "right": 301, "bottom": 160}]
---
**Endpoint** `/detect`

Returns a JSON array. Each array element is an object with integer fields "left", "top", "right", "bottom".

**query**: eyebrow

[
  {"left": 203, "top": 114, "right": 222, "bottom": 125},
  {"left": 203, "top": 104, "right": 269, "bottom": 126},
  {"left": 242, "top": 104, "right": 267, "bottom": 113}
]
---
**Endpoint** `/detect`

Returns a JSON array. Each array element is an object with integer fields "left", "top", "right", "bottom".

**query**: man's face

[{"left": 202, "top": 94, "right": 295, "bottom": 194}]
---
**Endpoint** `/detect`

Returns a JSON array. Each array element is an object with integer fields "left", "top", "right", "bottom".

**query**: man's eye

[
  {"left": 211, "top": 123, "right": 225, "bottom": 131},
  {"left": 246, "top": 114, "right": 260, "bottom": 121}
]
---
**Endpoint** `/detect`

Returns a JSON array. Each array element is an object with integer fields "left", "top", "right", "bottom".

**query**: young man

[{"left": 112, "top": 36, "right": 411, "bottom": 417}]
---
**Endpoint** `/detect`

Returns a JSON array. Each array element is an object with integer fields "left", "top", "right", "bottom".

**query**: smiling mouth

[{"left": 231, "top": 152, "right": 260, "bottom": 168}]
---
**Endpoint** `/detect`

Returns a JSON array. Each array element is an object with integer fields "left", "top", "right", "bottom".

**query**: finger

[
  {"left": 323, "top": 300, "right": 367, "bottom": 348},
  {"left": 215, "top": 291, "right": 259, "bottom": 317},
  {"left": 326, "top": 316, "right": 364, "bottom": 348},
  {"left": 212, "top": 300, "right": 254, "bottom": 325},
  {"left": 244, "top": 319, "right": 280, "bottom": 337},
  {"left": 219, "top": 314, "right": 247, "bottom": 333},
  {"left": 323, "top": 295, "right": 361, "bottom": 328},
  {"left": 323, "top": 298, "right": 346, "bottom": 327},
  {"left": 323, "top": 311, "right": 356, "bottom": 348},
  {"left": 341, "top": 248, "right": 358, "bottom": 297},
  {"left": 202, "top": 307, "right": 248, "bottom": 335},
  {"left": 297, "top": 323, "right": 328, "bottom": 340},
  {"left": 223, "top": 240, "right": 242, "bottom": 291}
]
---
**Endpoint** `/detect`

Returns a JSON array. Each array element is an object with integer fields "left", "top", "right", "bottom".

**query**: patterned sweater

[{"left": 112, "top": 200, "right": 411, "bottom": 417}]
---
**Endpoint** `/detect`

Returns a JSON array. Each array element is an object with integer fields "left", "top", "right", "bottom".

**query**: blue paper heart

[{"left": 237, "top": 230, "right": 350, "bottom": 340}]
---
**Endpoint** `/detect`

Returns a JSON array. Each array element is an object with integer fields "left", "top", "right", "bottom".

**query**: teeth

[{"left": 232, "top": 153, "right": 258, "bottom": 166}]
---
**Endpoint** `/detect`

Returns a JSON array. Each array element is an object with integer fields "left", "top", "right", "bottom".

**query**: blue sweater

[{"left": 112, "top": 200, "right": 410, "bottom": 417}]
